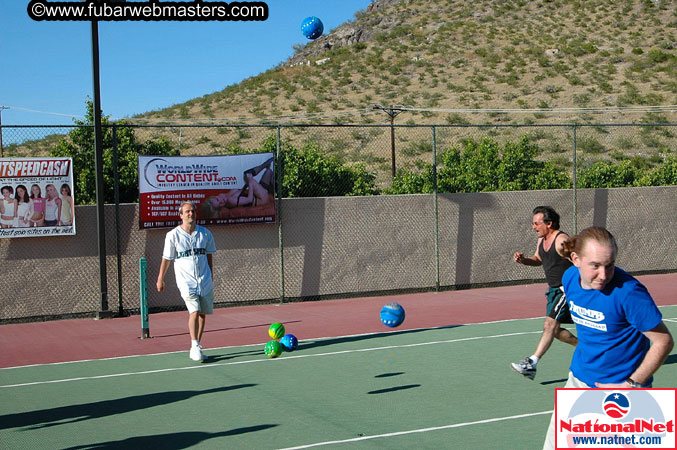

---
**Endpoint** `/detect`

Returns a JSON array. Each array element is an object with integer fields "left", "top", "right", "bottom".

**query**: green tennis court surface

[{"left": 2, "top": 307, "right": 676, "bottom": 450}]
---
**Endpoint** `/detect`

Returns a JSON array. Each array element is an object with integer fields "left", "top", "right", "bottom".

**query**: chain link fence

[{"left": 0, "top": 123, "right": 675, "bottom": 323}]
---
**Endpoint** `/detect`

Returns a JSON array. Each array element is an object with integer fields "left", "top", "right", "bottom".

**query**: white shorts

[{"left": 183, "top": 290, "right": 214, "bottom": 315}]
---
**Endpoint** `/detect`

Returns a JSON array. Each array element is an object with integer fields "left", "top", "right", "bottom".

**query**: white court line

[
  {"left": 3, "top": 305, "right": 676, "bottom": 374},
  {"left": 276, "top": 410, "right": 553, "bottom": 449},
  {"left": 4, "top": 306, "right": 674, "bottom": 371},
  {"left": 0, "top": 315, "right": 548, "bottom": 371},
  {"left": 0, "top": 330, "right": 541, "bottom": 389}
]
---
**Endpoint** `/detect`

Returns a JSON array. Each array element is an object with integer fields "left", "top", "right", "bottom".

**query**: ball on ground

[
  {"left": 280, "top": 334, "right": 299, "bottom": 352},
  {"left": 269, "top": 322, "right": 285, "bottom": 340},
  {"left": 264, "top": 340, "right": 282, "bottom": 358},
  {"left": 380, "top": 302, "right": 405, "bottom": 327},
  {"left": 301, "top": 16, "right": 324, "bottom": 40}
]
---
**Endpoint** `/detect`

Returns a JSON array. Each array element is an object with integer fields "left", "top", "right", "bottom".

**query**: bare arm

[
  {"left": 514, "top": 239, "right": 543, "bottom": 266},
  {"left": 56, "top": 198, "right": 62, "bottom": 225},
  {"left": 156, "top": 258, "right": 172, "bottom": 292},
  {"left": 554, "top": 232, "right": 569, "bottom": 258},
  {"left": 596, "top": 322, "right": 674, "bottom": 388}
]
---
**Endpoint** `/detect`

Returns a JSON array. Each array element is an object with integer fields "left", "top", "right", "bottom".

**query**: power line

[
  {"left": 396, "top": 105, "right": 677, "bottom": 114},
  {"left": 4, "top": 105, "right": 86, "bottom": 119}
]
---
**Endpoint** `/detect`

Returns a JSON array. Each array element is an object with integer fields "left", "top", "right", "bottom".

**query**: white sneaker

[
  {"left": 189, "top": 346, "right": 203, "bottom": 362},
  {"left": 198, "top": 345, "right": 207, "bottom": 360}
]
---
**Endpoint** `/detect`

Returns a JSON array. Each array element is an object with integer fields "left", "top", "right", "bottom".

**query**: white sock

[
  {"left": 530, "top": 355, "right": 540, "bottom": 366},
  {"left": 191, "top": 339, "right": 199, "bottom": 348}
]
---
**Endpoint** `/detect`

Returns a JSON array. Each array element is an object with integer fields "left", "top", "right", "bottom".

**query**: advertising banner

[
  {"left": 0, "top": 157, "right": 76, "bottom": 239},
  {"left": 138, "top": 153, "right": 276, "bottom": 229}
]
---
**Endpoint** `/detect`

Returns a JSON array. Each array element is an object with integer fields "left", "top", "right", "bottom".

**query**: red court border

[{"left": 0, "top": 273, "right": 674, "bottom": 368}]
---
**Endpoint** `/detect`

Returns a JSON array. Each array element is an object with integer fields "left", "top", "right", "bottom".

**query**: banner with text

[
  {"left": 555, "top": 388, "right": 676, "bottom": 448},
  {"left": 0, "top": 157, "right": 76, "bottom": 239},
  {"left": 138, "top": 153, "right": 276, "bottom": 229}
]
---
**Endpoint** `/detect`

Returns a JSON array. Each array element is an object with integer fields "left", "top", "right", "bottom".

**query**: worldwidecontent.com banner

[
  {"left": 137, "top": 153, "right": 276, "bottom": 229},
  {"left": 555, "top": 388, "right": 676, "bottom": 449}
]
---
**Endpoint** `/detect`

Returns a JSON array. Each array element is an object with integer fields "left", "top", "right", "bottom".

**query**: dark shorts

[
  {"left": 44, "top": 219, "right": 58, "bottom": 226},
  {"left": 546, "top": 286, "right": 573, "bottom": 324}
]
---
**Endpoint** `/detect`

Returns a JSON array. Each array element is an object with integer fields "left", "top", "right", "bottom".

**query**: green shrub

[{"left": 577, "top": 160, "right": 638, "bottom": 187}]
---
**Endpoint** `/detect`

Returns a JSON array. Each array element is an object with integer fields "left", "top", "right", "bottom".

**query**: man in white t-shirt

[{"left": 157, "top": 201, "right": 217, "bottom": 362}]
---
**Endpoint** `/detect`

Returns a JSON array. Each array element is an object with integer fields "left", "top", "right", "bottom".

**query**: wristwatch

[{"left": 626, "top": 378, "right": 642, "bottom": 388}]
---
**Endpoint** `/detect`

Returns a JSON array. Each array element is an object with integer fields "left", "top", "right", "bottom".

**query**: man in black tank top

[{"left": 510, "top": 206, "right": 578, "bottom": 380}]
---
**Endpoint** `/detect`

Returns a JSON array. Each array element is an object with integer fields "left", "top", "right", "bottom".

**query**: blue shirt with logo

[{"left": 562, "top": 266, "right": 663, "bottom": 387}]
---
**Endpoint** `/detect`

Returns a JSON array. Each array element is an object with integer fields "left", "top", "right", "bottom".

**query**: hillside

[
  {"left": 7, "top": 0, "right": 676, "bottom": 186},
  {"left": 137, "top": 0, "right": 676, "bottom": 125}
]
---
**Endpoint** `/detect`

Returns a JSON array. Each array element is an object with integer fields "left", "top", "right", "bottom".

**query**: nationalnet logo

[{"left": 555, "top": 388, "right": 676, "bottom": 448}]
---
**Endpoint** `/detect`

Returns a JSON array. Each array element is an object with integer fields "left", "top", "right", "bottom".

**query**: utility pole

[
  {"left": 0, "top": 106, "right": 8, "bottom": 158},
  {"left": 373, "top": 105, "right": 406, "bottom": 178}
]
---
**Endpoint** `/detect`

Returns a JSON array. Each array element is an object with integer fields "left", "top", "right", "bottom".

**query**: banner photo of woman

[
  {"left": 138, "top": 153, "right": 276, "bottom": 229},
  {"left": 0, "top": 158, "right": 75, "bottom": 239}
]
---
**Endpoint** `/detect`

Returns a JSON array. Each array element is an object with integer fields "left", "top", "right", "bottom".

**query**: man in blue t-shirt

[{"left": 543, "top": 226, "right": 673, "bottom": 449}]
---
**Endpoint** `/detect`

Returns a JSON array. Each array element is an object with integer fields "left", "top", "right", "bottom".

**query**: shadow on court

[
  {"left": 60, "top": 425, "right": 278, "bottom": 450},
  {"left": 374, "top": 372, "right": 404, "bottom": 378},
  {"left": 664, "top": 353, "right": 677, "bottom": 366},
  {"left": 0, "top": 384, "right": 257, "bottom": 430},
  {"left": 203, "top": 349, "right": 263, "bottom": 363},
  {"left": 297, "top": 324, "right": 463, "bottom": 351},
  {"left": 540, "top": 378, "right": 568, "bottom": 386},
  {"left": 368, "top": 384, "right": 421, "bottom": 394},
  {"left": 151, "top": 321, "right": 303, "bottom": 339}
]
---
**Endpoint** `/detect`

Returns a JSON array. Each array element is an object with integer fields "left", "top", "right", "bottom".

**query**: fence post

[
  {"left": 139, "top": 257, "right": 150, "bottom": 339},
  {"left": 113, "top": 125, "right": 124, "bottom": 316},
  {"left": 572, "top": 124, "right": 578, "bottom": 234},
  {"left": 276, "top": 126, "right": 285, "bottom": 303},
  {"left": 432, "top": 126, "right": 440, "bottom": 292}
]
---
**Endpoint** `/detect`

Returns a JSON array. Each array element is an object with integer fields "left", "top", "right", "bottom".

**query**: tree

[
  {"left": 576, "top": 160, "right": 638, "bottom": 188},
  {"left": 257, "top": 135, "right": 379, "bottom": 197},
  {"left": 50, "top": 101, "right": 178, "bottom": 204},
  {"left": 635, "top": 156, "right": 677, "bottom": 186},
  {"left": 386, "top": 137, "right": 570, "bottom": 194}
]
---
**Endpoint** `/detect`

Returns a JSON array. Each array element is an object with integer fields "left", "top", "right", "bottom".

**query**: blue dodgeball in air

[
  {"left": 301, "top": 16, "right": 323, "bottom": 40},
  {"left": 380, "top": 302, "right": 405, "bottom": 328}
]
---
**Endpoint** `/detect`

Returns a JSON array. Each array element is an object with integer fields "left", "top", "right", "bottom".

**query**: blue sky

[{"left": 0, "top": 1, "right": 373, "bottom": 126}]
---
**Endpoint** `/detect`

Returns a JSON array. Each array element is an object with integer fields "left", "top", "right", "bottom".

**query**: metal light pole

[{"left": 91, "top": 19, "right": 111, "bottom": 319}]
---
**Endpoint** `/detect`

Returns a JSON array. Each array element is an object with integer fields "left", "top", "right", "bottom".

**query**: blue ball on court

[
  {"left": 380, "top": 302, "right": 405, "bottom": 328},
  {"left": 280, "top": 334, "right": 299, "bottom": 352},
  {"left": 301, "top": 16, "right": 324, "bottom": 40}
]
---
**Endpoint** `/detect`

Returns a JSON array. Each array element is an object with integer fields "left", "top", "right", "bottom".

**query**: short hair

[
  {"left": 532, "top": 205, "right": 560, "bottom": 230},
  {"left": 562, "top": 226, "right": 617, "bottom": 260},
  {"left": 178, "top": 201, "right": 196, "bottom": 214}
]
